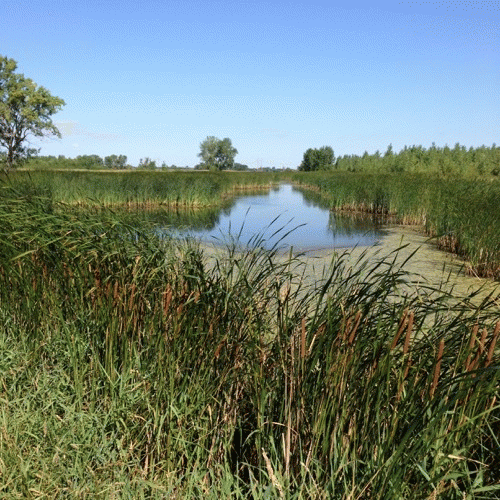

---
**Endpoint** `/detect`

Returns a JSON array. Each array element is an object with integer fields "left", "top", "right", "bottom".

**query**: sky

[{"left": 1, "top": 0, "right": 499, "bottom": 168}]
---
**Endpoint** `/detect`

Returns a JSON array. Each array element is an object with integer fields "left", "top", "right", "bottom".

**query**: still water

[
  {"left": 172, "top": 184, "right": 385, "bottom": 251},
  {"left": 152, "top": 183, "right": 498, "bottom": 300}
]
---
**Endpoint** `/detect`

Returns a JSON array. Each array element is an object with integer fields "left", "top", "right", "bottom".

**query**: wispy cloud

[{"left": 56, "top": 121, "right": 122, "bottom": 141}]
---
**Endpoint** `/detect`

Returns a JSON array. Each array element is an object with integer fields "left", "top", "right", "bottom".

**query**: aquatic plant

[
  {"left": 290, "top": 171, "right": 500, "bottom": 280},
  {"left": 0, "top": 191, "right": 498, "bottom": 498},
  {"left": 0, "top": 169, "right": 280, "bottom": 207}
]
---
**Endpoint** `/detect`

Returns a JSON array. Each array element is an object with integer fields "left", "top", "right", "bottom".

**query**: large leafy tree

[
  {"left": 198, "top": 136, "right": 238, "bottom": 170},
  {"left": 299, "top": 146, "right": 334, "bottom": 171},
  {"left": 104, "top": 154, "right": 128, "bottom": 169},
  {"left": 0, "top": 56, "right": 65, "bottom": 168}
]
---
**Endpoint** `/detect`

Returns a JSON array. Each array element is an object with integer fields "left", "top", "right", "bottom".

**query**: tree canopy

[
  {"left": 138, "top": 157, "right": 157, "bottom": 169},
  {"left": 198, "top": 136, "right": 238, "bottom": 170},
  {"left": 104, "top": 154, "right": 128, "bottom": 169},
  {"left": 0, "top": 56, "right": 65, "bottom": 168},
  {"left": 298, "top": 146, "right": 335, "bottom": 171}
]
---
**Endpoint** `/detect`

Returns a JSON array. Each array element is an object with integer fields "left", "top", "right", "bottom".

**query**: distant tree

[
  {"left": 198, "top": 136, "right": 238, "bottom": 171},
  {"left": 75, "top": 155, "right": 104, "bottom": 169},
  {"left": 299, "top": 148, "right": 316, "bottom": 171},
  {"left": 138, "top": 157, "right": 157, "bottom": 169},
  {"left": 104, "top": 154, "right": 127, "bottom": 169},
  {"left": 0, "top": 56, "right": 65, "bottom": 168},
  {"left": 233, "top": 162, "right": 249, "bottom": 171},
  {"left": 299, "top": 146, "right": 334, "bottom": 171},
  {"left": 382, "top": 144, "right": 398, "bottom": 172}
]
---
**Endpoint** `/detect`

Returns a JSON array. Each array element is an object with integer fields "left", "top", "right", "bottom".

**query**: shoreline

[{"left": 200, "top": 224, "right": 499, "bottom": 303}]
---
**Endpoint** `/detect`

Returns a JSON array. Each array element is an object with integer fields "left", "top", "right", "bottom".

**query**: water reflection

[
  {"left": 164, "top": 184, "right": 386, "bottom": 251},
  {"left": 103, "top": 203, "right": 229, "bottom": 232}
]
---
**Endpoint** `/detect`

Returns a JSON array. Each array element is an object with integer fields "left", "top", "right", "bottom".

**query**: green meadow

[{"left": 0, "top": 168, "right": 499, "bottom": 498}]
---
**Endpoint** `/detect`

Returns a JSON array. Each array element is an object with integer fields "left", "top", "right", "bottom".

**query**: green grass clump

[{"left": 0, "top": 189, "right": 499, "bottom": 498}]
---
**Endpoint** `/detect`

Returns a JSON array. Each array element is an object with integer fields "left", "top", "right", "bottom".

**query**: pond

[
  {"left": 167, "top": 183, "right": 386, "bottom": 251},
  {"left": 147, "top": 183, "right": 497, "bottom": 301}
]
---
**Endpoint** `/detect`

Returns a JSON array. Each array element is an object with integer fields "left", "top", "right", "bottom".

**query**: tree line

[
  {"left": 18, "top": 152, "right": 251, "bottom": 171},
  {"left": 18, "top": 154, "right": 202, "bottom": 170},
  {"left": 299, "top": 143, "right": 500, "bottom": 177},
  {"left": 21, "top": 154, "right": 129, "bottom": 170}
]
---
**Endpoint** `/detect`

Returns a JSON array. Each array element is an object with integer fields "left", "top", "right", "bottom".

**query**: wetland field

[{"left": 1, "top": 169, "right": 499, "bottom": 499}]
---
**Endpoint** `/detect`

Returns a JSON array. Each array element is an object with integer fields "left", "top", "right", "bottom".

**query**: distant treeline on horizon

[
  {"left": 18, "top": 154, "right": 252, "bottom": 172},
  {"left": 14, "top": 142, "right": 500, "bottom": 176},
  {"left": 333, "top": 142, "right": 500, "bottom": 177}
]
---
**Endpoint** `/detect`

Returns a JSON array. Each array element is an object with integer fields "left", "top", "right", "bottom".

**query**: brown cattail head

[
  {"left": 470, "top": 327, "right": 489, "bottom": 372},
  {"left": 486, "top": 322, "right": 500, "bottom": 368},
  {"left": 214, "top": 338, "right": 226, "bottom": 359},
  {"left": 430, "top": 339, "right": 445, "bottom": 399},
  {"left": 391, "top": 308, "right": 409, "bottom": 350},
  {"left": 348, "top": 310, "right": 362, "bottom": 345},
  {"left": 128, "top": 283, "right": 136, "bottom": 310},
  {"left": 403, "top": 310, "right": 414, "bottom": 356},
  {"left": 163, "top": 285, "right": 172, "bottom": 316}
]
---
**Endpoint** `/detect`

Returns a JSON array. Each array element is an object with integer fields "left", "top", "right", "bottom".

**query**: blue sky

[{"left": 2, "top": 0, "right": 499, "bottom": 168}]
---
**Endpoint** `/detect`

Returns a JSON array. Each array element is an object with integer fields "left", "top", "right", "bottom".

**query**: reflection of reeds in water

[
  {"left": 1, "top": 191, "right": 499, "bottom": 498},
  {"left": 327, "top": 212, "right": 385, "bottom": 237},
  {"left": 93, "top": 204, "right": 228, "bottom": 232}
]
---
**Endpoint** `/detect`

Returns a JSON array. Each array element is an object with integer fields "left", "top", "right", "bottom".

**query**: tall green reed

[
  {"left": 1, "top": 169, "right": 279, "bottom": 207},
  {"left": 290, "top": 171, "right": 500, "bottom": 280},
  {"left": 0, "top": 189, "right": 499, "bottom": 498}
]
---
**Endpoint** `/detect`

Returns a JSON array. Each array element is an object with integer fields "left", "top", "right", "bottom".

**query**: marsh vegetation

[
  {"left": 0, "top": 172, "right": 499, "bottom": 498},
  {"left": 289, "top": 171, "right": 500, "bottom": 280},
  {"left": 6, "top": 165, "right": 500, "bottom": 278}
]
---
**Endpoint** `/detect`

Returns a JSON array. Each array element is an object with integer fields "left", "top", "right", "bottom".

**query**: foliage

[
  {"left": 299, "top": 146, "right": 335, "bottom": 171},
  {"left": 0, "top": 56, "right": 65, "bottom": 168},
  {"left": 0, "top": 191, "right": 499, "bottom": 497},
  {"left": 0, "top": 169, "right": 280, "bottom": 207},
  {"left": 104, "top": 154, "right": 128, "bottom": 169},
  {"left": 290, "top": 170, "right": 500, "bottom": 280},
  {"left": 332, "top": 142, "right": 500, "bottom": 177},
  {"left": 138, "top": 157, "right": 157, "bottom": 169},
  {"left": 25, "top": 154, "right": 131, "bottom": 170},
  {"left": 233, "top": 162, "right": 249, "bottom": 171},
  {"left": 198, "top": 136, "right": 238, "bottom": 171},
  {"left": 74, "top": 154, "right": 104, "bottom": 169}
]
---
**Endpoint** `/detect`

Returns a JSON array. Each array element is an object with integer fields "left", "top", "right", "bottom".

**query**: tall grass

[
  {"left": 290, "top": 171, "right": 500, "bottom": 280},
  {"left": 5, "top": 168, "right": 499, "bottom": 279},
  {"left": 1, "top": 170, "right": 280, "bottom": 207},
  {"left": 1, "top": 189, "right": 499, "bottom": 498}
]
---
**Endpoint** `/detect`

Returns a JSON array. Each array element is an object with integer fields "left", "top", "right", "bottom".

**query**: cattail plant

[{"left": 0, "top": 183, "right": 498, "bottom": 498}]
